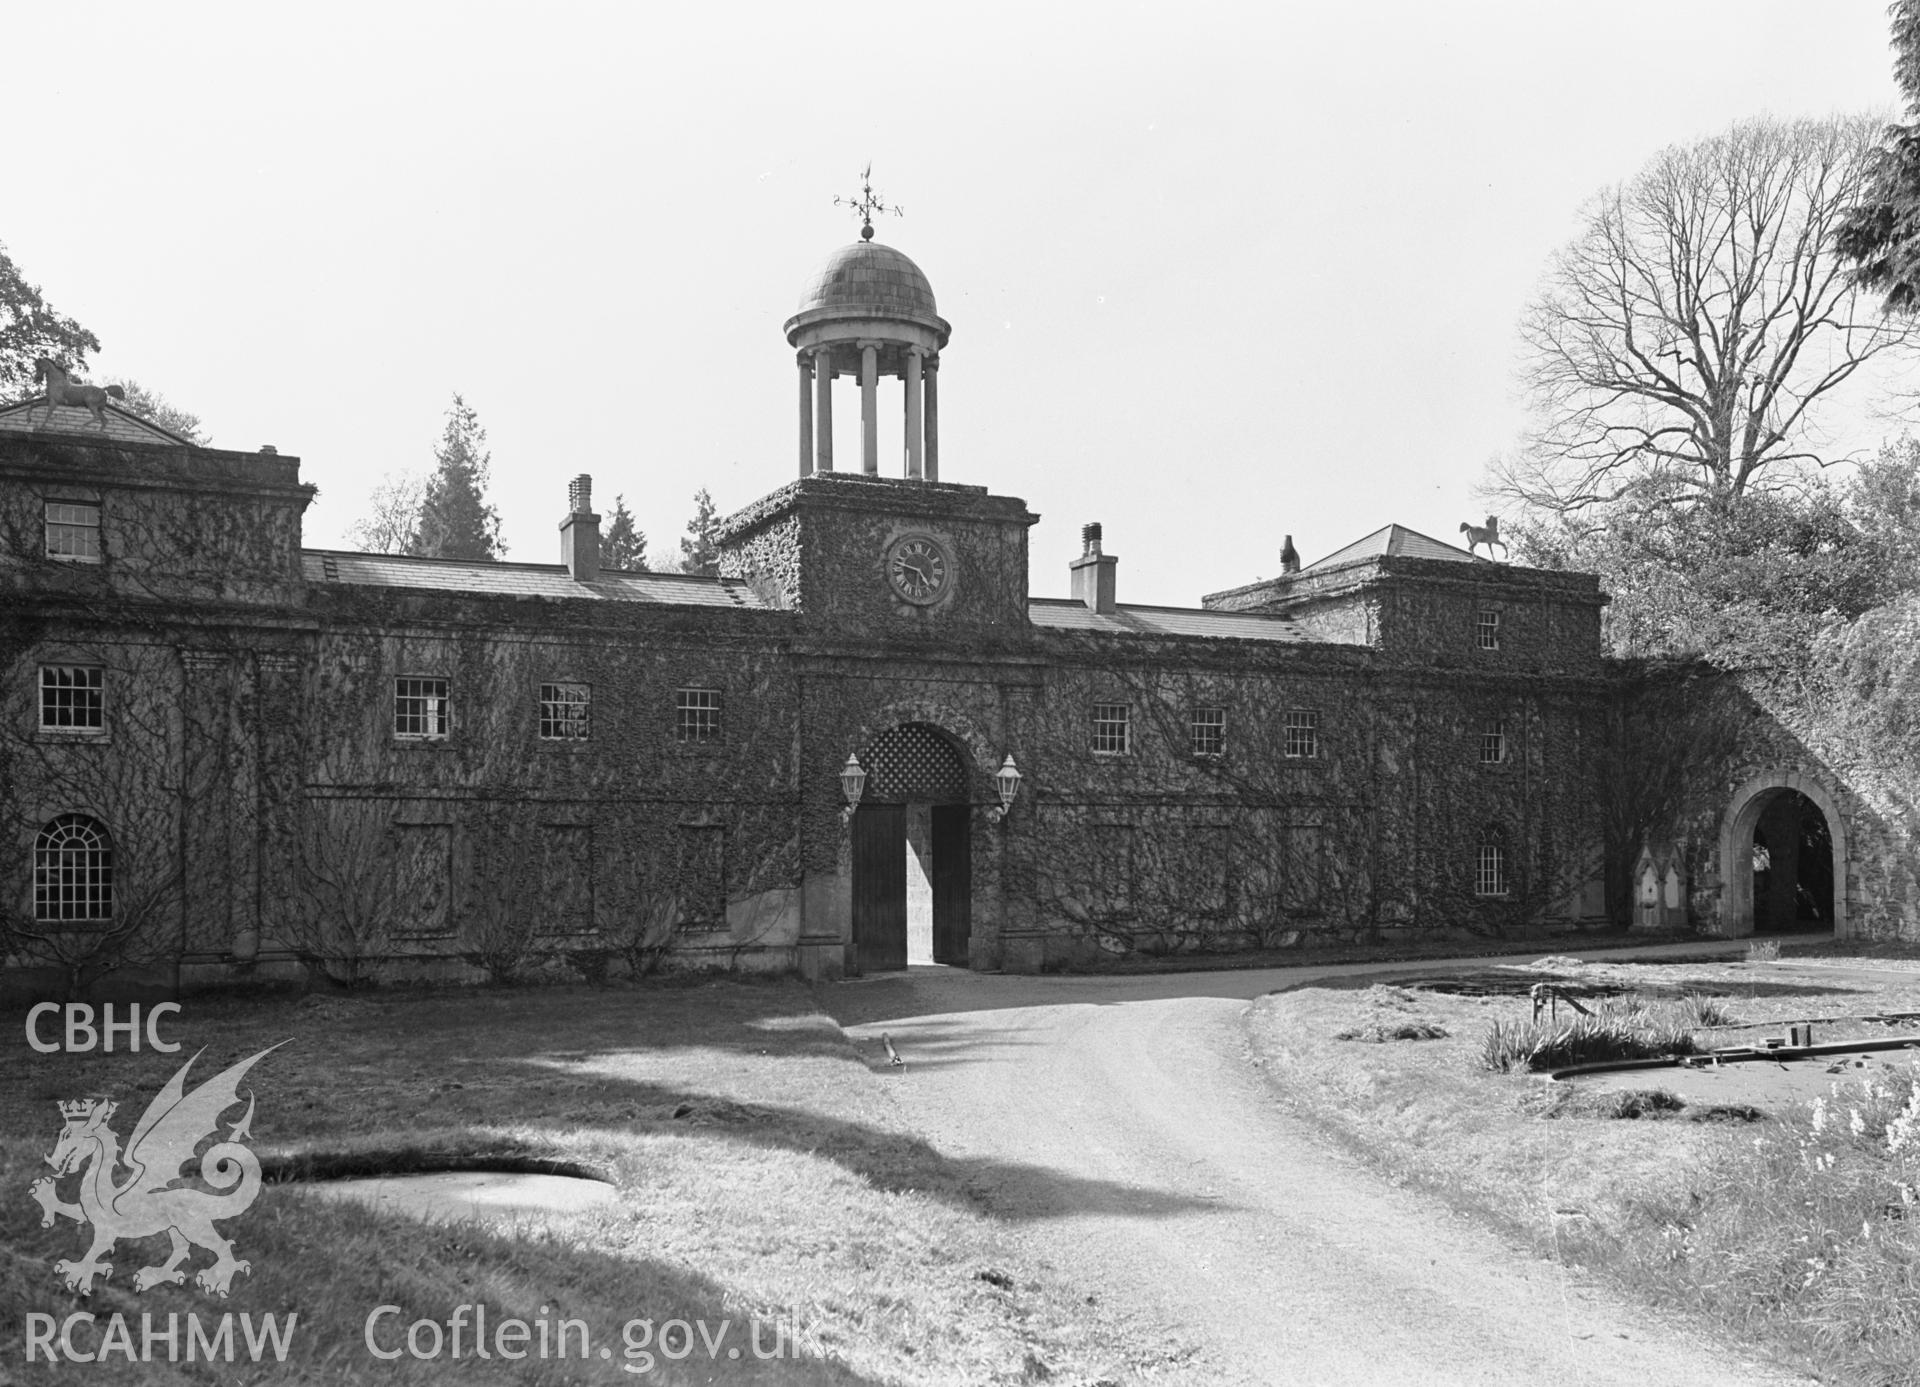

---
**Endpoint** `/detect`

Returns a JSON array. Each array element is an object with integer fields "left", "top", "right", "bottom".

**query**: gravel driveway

[{"left": 824, "top": 961, "right": 1811, "bottom": 1386}]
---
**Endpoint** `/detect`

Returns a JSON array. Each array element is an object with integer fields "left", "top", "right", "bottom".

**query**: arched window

[
  {"left": 34, "top": 815, "right": 113, "bottom": 923},
  {"left": 1475, "top": 825, "right": 1509, "bottom": 898}
]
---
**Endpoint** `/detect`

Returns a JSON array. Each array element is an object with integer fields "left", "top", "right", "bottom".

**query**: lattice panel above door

[{"left": 862, "top": 723, "right": 969, "bottom": 803}]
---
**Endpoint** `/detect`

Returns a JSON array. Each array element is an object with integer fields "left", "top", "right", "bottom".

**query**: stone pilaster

[
  {"left": 254, "top": 651, "right": 305, "bottom": 960},
  {"left": 179, "top": 651, "right": 239, "bottom": 959}
]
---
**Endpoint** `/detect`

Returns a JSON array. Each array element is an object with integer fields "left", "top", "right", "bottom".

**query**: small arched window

[
  {"left": 34, "top": 814, "right": 113, "bottom": 923},
  {"left": 1475, "top": 825, "right": 1509, "bottom": 898}
]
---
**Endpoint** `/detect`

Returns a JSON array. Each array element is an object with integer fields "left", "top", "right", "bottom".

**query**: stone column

[
  {"left": 923, "top": 359, "right": 939, "bottom": 482},
  {"left": 797, "top": 353, "right": 814, "bottom": 477},
  {"left": 905, "top": 348, "right": 924, "bottom": 479},
  {"left": 814, "top": 349, "right": 834, "bottom": 471},
  {"left": 860, "top": 342, "right": 880, "bottom": 476}
]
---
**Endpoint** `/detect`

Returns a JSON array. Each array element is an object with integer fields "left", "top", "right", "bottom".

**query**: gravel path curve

[{"left": 826, "top": 963, "right": 1811, "bottom": 1387}]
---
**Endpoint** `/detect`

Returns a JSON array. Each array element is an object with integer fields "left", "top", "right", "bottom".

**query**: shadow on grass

[
  {"left": 262, "top": 1145, "right": 613, "bottom": 1184},
  {"left": 839, "top": 1018, "right": 1051, "bottom": 1074},
  {"left": 0, "top": 981, "right": 1221, "bottom": 1235},
  {"left": 4, "top": 1182, "right": 881, "bottom": 1385},
  {"left": 265, "top": 1059, "right": 1229, "bottom": 1225}
]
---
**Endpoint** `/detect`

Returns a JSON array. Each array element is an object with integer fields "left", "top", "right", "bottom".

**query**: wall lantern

[
  {"left": 840, "top": 752, "right": 867, "bottom": 821},
  {"left": 987, "top": 753, "right": 1023, "bottom": 823}
]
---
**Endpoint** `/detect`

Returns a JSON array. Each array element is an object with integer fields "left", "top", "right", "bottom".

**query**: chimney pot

[
  {"left": 1070, "top": 522, "right": 1119, "bottom": 614},
  {"left": 560, "top": 474, "right": 600, "bottom": 582},
  {"left": 1281, "top": 533, "right": 1301, "bottom": 575}
]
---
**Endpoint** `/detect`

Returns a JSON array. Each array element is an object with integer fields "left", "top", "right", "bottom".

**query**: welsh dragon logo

[{"left": 30, "top": 1045, "right": 282, "bottom": 1297}]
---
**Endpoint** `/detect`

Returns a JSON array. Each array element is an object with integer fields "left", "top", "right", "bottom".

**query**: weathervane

[{"left": 835, "top": 164, "right": 904, "bottom": 242}]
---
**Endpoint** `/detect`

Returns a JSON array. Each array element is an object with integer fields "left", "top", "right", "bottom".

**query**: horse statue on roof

[
  {"left": 33, "top": 358, "right": 125, "bottom": 431},
  {"left": 1460, "top": 515, "right": 1508, "bottom": 560}
]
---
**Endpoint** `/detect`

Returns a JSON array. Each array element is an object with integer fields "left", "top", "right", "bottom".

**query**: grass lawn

[
  {"left": 2, "top": 979, "right": 1185, "bottom": 1384},
  {"left": 1249, "top": 950, "right": 1920, "bottom": 1387}
]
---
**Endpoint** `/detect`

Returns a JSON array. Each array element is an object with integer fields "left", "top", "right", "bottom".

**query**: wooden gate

[
  {"left": 931, "top": 804, "right": 971, "bottom": 965},
  {"left": 852, "top": 803, "right": 907, "bottom": 973}
]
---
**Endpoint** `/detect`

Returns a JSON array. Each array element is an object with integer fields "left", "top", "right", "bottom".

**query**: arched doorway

[
  {"left": 1719, "top": 773, "right": 1845, "bottom": 937},
  {"left": 1752, "top": 793, "right": 1832, "bottom": 933},
  {"left": 851, "top": 723, "right": 973, "bottom": 972}
]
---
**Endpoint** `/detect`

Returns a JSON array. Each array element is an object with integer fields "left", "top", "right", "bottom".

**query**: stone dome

[{"left": 796, "top": 242, "right": 939, "bottom": 319}]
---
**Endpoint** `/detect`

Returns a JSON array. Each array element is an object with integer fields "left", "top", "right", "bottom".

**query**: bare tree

[
  {"left": 1494, "top": 115, "right": 1916, "bottom": 517},
  {"left": 458, "top": 804, "right": 545, "bottom": 985},
  {"left": 345, "top": 472, "right": 426, "bottom": 554},
  {"left": 283, "top": 794, "right": 403, "bottom": 988},
  {"left": 591, "top": 818, "right": 797, "bottom": 978},
  {"left": 596, "top": 890, "right": 683, "bottom": 980}
]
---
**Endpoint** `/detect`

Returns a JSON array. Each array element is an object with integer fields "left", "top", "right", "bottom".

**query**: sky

[{"left": 5, "top": 1, "right": 1910, "bottom": 605}]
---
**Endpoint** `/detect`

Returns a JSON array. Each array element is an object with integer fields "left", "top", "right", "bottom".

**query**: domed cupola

[
  {"left": 792, "top": 241, "right": 946, "bottom": 326},
  {"left": 786, "top": 174, "right": 952, "bottom": 481}
]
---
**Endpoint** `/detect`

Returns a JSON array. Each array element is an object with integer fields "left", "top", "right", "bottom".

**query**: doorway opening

[
  {"left": 1721, "top": 776, "right": 1842, "bottom": 937},
  {"left": 1750, "top": 791, "right": 1833, "bottom": 933},
  {"left": 850, "top": 723, "right": 973, "bottom": 973}
]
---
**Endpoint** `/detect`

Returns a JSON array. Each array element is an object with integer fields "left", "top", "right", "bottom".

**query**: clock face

[{"left": 886, "top": 534, "right": 951, "bottom": 605}]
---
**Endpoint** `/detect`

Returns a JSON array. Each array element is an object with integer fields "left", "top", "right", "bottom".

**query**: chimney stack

[
  {"left": 560, "top": 473, "right": 600, "bottom": 582},
  {"left": 1070, "top": 521, "right": 1119, "bottom": 614},
  {"left": 1281, "top": 533, "right": 1301, "bottom": 575}
]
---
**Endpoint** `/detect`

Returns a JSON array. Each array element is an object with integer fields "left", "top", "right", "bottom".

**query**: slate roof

[
  {"left": 0, "top": 398, "right": 194, "bottom": 446},
  {"left": 796, "top": 242, "right": 939, "bottom": 318},
  {"left": 1305, "top": 523, "right": 1481, "bottom": 571},
  {"left": 1028, "top": 597, "right": 1318, "bottom": 642},
  {"left": 301, "top": 551, "right": 770, "bottom": 608}
]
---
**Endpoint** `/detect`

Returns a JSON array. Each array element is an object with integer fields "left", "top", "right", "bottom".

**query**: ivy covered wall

[{"left": 0, "top": 431, "right": 1692, "bottom": 997}]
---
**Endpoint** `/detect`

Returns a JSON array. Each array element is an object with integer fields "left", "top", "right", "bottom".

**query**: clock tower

[{"left": 714, "top": 220, "right": 1037, "bottom": 638}]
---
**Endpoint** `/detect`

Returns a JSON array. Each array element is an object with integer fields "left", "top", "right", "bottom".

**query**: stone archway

[
  {"left": 850, "top": 722, "right": 975, "bottom": 972},
  {"left": 1717, "top": 771, "right": 1847, "bottom": 938}
]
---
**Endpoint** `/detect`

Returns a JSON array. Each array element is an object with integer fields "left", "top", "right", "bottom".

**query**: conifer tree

[
  {"left": 1838, "top": 0, "right": 1920, "bottom": 311},
  {"left": 679, "top": 487, "right": 721, "bottom": 576},
  {"left": 409, "top": 393, "right": 504, "bottom": 560},
  {"left": 600, "top": 494, "right": 648, "bottom": 571}
]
